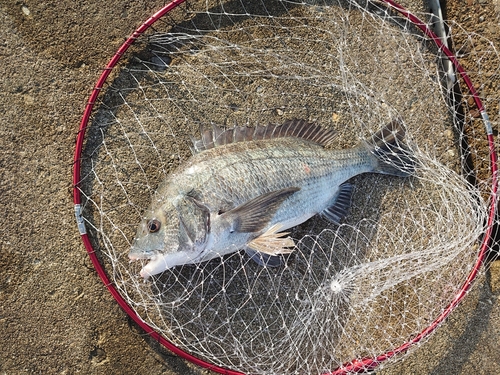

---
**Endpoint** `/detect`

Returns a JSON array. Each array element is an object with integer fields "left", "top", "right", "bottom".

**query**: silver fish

[{"left": 129, "top": 119, "right": 414, "bottom": 279}]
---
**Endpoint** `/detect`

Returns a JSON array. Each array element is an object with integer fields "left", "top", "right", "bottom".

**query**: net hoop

[{"left": 72, "top": 1, "right": 498, "bottom": 374}]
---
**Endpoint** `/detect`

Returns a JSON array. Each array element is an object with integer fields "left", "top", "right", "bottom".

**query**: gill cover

[
  {"left": 175, "top": 192, "right": 210, "bottom": 251},
  {"left": 132, "top": 193, "right": 210, "bottom": 255}
]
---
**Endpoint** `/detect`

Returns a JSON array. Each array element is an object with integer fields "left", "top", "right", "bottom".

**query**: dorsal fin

[{"left": 190, "top": 119, "right": 336, "bottom": 153}]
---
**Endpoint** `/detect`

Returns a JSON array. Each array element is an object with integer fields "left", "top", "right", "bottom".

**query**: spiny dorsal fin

[{"left": 191, "top": 119, "right": 336, "bottom": 153}]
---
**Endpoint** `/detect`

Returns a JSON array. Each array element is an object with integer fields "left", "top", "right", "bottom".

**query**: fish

[{"left": 129, "top": 118, "right": 414, "bottom": 279}]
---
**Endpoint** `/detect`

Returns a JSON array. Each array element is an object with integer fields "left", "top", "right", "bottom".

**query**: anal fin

[{"left": 321, "top": 183, "right": 353, "bottom": 225}]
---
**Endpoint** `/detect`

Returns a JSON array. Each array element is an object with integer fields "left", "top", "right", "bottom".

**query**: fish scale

[{"left": 178, "top": 138, "right": 369, "bottom": 219}]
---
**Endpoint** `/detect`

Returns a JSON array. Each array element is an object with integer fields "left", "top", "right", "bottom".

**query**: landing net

[{"left": 73, "top": 1, "right": 499, "bottom": 374}]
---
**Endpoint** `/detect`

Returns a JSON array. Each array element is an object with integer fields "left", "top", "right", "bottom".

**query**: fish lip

[{"left": 139, "top": 249, "right": 202, "bottom": 279}]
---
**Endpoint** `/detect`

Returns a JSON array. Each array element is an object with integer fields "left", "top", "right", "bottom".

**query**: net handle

[{"left": 71, "top": 1, "right": 498, "bottom": 375}]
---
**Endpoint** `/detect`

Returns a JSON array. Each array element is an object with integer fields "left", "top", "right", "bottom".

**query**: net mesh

[{"left": 76, "top": 0, "right": 498, "bottom": 374}]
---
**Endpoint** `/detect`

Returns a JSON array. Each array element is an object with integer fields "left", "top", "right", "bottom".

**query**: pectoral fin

[
  {"left": 247, "top": 224, "right": 296, "bottom": 255},
  {"left": 228, "top": 187, "right": 300, "bottom": 233}
]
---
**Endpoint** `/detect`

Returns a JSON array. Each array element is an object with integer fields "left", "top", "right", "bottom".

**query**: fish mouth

[
  {"left": 128, "top": 251, "right": 163, "bottom": 280},
  {"left": 131, "top": 250, "right": 202, "bottom": 280},
  {"left": 128, "top": 245, "right": 162, "bottom": 261},
  {"left": 139, "top": 256, "right": 167, "bottom": 279}
]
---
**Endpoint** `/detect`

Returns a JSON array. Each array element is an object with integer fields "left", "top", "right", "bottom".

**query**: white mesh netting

[{"left": 75, "top": 1, "right": 499, "bottom": 374}]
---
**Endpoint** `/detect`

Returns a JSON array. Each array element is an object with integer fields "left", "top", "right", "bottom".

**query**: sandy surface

[{"left": 1, "top": 1, "right": 499, "bottom": 374}]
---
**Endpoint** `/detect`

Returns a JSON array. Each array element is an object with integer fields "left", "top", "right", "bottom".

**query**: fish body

[{"left": 129, "top": 119, "right": 413, "bottom": 279}]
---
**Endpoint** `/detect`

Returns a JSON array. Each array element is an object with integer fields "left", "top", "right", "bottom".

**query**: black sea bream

[{"left": 129, "top": 119, "right": 414, "bottom": 279}]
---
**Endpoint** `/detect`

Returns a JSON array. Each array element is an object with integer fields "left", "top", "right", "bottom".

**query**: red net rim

[{"left": 72, "top": 1, "right": 498, "bottom": 374}]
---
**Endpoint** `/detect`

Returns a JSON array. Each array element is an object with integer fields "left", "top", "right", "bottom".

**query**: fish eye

[{"left": 147, "top": 219, "right": 161, "bottom": 233}]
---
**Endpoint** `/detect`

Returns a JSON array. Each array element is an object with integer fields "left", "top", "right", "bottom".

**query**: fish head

[
  {"left": 129, "top": 206, "right": 175, "bottom": 260},
  {"left": 128, "top": 196, "right": 210, "bottom": 279}
]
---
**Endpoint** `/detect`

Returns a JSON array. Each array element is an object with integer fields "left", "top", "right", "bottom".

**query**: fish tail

[{"left": 364, "top": 118, "right": 416, "bottom": 177}]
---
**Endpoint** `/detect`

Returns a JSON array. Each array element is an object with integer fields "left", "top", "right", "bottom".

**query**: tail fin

[{"left": 364, "top": 118, "right": 416, "bottom": 177}]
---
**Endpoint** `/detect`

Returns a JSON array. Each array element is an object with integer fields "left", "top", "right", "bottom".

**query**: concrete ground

[{"left": 1, "top": 0, "right": 498, "bottom": 374}]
